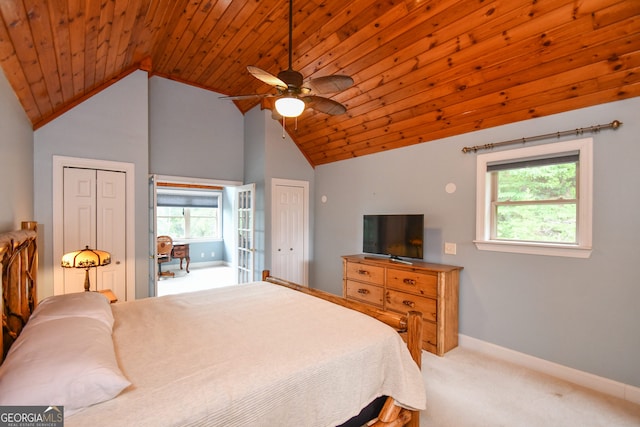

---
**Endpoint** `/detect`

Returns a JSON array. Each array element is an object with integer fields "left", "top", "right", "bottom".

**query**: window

[
  {"left": 156, "top": 190, "right": 221, "bottom": 240},
  {"left": 475, "top": 138, "right": 593, "bottom": 258}
]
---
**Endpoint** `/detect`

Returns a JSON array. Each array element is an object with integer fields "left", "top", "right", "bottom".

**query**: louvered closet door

[{"left": 63, "top": 167, "right": 126, "bottom": 297}]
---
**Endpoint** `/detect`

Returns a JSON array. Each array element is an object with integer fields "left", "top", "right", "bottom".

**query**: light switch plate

[{"left": 444, "top": 242, "right": 457, "bottom": 255}]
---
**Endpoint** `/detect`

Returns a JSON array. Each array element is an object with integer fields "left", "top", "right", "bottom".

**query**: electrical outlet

[
  {"left": 200, "top": 252, "right": 205, "bottom": 258},
  {"left": 211, "top": 252, "right": 215, "bottom": 257},
  {"left": 444, "top": 242, "right": 457, "bottom": 255}
]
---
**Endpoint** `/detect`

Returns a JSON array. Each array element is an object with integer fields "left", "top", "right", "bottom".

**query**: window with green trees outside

[{"left": 475, "top": 137, "right": 593, "bottom": 258}]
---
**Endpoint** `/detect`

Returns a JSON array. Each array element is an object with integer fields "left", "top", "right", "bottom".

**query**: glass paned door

[{"left": 236, "top": 183, "right": 255, "bottom": 283}]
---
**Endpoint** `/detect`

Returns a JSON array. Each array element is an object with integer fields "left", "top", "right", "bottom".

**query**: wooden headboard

[{"left": 0, "top": 221, "right": 38, "bottom": 362}]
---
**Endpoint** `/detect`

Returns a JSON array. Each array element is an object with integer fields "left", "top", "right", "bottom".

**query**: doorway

[{"left": 150, "top": 176, "right": 253, "bottom": 296}]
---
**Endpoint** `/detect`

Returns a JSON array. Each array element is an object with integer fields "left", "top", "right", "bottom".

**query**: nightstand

[{"left": 98, "top": 289, "right": 118, "bottom": 303}]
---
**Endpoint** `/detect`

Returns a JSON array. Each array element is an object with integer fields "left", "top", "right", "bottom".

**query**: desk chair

[{"left": 157, "top": 235, "right": 175, "bottom": 278}]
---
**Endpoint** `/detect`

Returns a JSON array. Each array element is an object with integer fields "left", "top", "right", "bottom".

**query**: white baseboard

[
  {"left": 458, "top": 334, "right": 640, "bottom": 406},
  {"left": 183, "top": 260, "right": 229, "bottom": 268}
]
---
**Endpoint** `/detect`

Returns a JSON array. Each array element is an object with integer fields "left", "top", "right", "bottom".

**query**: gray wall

[
  {"left": 312, "top": 97, "right": 640, "bottom": 388},
  {"left": 0, "top": 70, "right": 33, "bottom": 232},
  {"left": 149, "top": 76, "right": 246, "bottom": 271},
  {"left": 148, "top": 76, "right": 244, "bottom": 181},
  {"left": 33, "top": 71, "right": 150, "bottom": 299},
  {"left": 243, "top": 108, "right": 316, "bottom": 280}
]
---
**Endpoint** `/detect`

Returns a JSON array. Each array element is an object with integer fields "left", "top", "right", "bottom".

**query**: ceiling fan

[{"left": 223, "top": 0, "right": 353, "bottom": 119}]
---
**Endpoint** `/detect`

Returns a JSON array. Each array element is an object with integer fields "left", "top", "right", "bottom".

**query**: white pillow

[
  {"left": 29, "top": 291, "right": 114, "bottom": 329},
  {"left": 0, "top": 317, "right": 130, "bottom": 416}
]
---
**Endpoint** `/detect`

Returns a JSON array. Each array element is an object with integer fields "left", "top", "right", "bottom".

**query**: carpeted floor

[
  {"left": 156, "top": 264, "right": 235, "bottom": 296},
  {"left": 420, "top": 347, "right": 640, "bottom": 426}
]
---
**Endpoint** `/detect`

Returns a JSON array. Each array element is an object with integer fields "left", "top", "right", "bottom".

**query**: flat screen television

[{"left": 363, "top": 214, "right": 424, "bottom": 261}]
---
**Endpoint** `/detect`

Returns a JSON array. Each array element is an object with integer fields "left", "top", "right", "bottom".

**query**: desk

[{"left": 172, "top": 243, "right": 190, "bottom": 273}]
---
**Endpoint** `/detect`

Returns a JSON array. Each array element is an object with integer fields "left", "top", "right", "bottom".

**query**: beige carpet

[
  {"left": 420, "top": 347, "right": 640, "bottom": 426},
  {"left": 156, "top": 264, "right": 235, "bottom": 296}
]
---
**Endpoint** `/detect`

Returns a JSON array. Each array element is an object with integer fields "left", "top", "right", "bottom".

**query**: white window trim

[{"left": 474, "top": 137, "right": 593, "bottom": 258}]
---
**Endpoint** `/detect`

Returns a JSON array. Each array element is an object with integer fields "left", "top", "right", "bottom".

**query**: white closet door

[
  {"left": 96, "top": 170, "right": 127, "bottom": 298},
  {"left": 272, "top": 183, "right": 305, "bottom": 284},
  {"left": 63, "top": 167, "right": 97, "bottom": 293},
  {"left": 62, "top": 167, "right": 126, "bottom": 296}
]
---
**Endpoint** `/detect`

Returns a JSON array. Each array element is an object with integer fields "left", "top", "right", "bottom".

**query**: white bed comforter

[{"left": 67, "top": 282, "right": 426, "bottom": 426}]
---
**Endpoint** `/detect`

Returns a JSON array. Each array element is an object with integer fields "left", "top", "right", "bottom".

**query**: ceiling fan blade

[
  {"left": 219, "top": 93, "right": 276, "bottom": 101},
  {"left": 305, "top": 95, "right": 347, "bottom": 115},
  {"left": 305, "top": 75, "right": 354, "bottom": 94},
  {"left": 247, "top": 66, "right": 287, "bottom": 89}
]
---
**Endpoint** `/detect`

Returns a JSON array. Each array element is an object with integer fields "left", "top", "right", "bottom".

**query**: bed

[{"left": 1, "top": 222, "right": 426, "bottom": 426}]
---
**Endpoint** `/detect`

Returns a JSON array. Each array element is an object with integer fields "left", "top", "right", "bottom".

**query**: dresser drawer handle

[
  {"left": 403, "top": 278, "right": 416, "bottom": 285},
  {"left": 357, "top": 288, "right": 370, "bottom": 295},
  {"left": 402, "top": 300, "right": 416, "bottom": 308},
  {"left": 357, "top": 269, "right": 370, "bottom": 276}
]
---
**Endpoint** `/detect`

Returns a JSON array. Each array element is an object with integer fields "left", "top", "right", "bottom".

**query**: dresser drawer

[
  {"left": 345, "top": 262, "right": 384, "bottom": 286},
  {"left": 385, "top": 289, "right": 436, "bottom": 322},
  {"left": 346, "top": 280, "right": 384, "bottom": 307},
  {"left": 387, "top": 269, "right": 437, "bottom": 297}
]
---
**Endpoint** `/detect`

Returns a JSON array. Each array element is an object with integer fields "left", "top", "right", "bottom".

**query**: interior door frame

[
  {"left": 149, "top": 174, "right": 158, "bottom": 296},
  {"left": 151, "top": 175, "right": 243, "bottom": 294},
  {"left": 271, "top": 178, "right": 310, "bottom": 286},
  {"left": 52, "top": 155, "right": 136, "bottom": 300}
]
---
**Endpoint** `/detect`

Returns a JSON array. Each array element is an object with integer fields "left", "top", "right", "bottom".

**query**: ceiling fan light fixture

[{"left": 275, "top": 96, "right": 305, "bottom": 117}]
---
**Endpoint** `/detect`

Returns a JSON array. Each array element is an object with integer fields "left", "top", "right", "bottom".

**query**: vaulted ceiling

[{"left": 0, "top": 0, "right": 638, "bottom": 166}]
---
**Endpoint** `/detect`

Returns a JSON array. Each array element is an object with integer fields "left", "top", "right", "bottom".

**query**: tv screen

[{"left": 363, "top": 214, "right": 424, "bottom": 260}]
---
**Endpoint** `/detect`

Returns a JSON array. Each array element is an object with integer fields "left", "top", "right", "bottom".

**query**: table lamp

[{"left": 61, "top": 246, "right": 111, "bottom": 292}]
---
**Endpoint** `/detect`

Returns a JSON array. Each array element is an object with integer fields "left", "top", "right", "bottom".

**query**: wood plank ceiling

[{"left": 0, "top": 0, "right": 638, "bottom": 166}]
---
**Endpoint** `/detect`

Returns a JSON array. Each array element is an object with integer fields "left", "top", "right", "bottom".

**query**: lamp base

[{"left": 84, "top": 268, "right": 91, "bottom": 292}]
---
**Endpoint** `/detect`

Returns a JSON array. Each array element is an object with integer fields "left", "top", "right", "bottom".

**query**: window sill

[{"left": 474, "top": 240, "right": 592, "bottom": 258}]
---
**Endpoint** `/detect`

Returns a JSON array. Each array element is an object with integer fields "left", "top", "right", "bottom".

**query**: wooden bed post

[
  {"left": 406, "top": 311, "right": 422, "bottom": 368},
  {"left": 406, "top": 310, "right": 422, "bottom": 427}
]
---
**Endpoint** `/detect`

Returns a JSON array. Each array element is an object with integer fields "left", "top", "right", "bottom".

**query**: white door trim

[
  {"left": 271, "top": 178, "right": 309, "bottom": 286},
  {"left": 53, "top": 156, "right": 136, "bottom": 300}
]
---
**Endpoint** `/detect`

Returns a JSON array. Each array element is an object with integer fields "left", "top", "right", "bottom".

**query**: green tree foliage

[{"left": 494, "top": 162, "right": 577, "bottom": 243}]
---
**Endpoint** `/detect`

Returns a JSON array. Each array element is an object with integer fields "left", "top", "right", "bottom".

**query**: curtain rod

[{"left": 461, "top": 120, "right": 622, "bottom": 153}]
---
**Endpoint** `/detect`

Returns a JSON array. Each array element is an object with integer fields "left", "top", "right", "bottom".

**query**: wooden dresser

[{"left": 342, "top": 254, "right": 462, "bottom": 356}]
